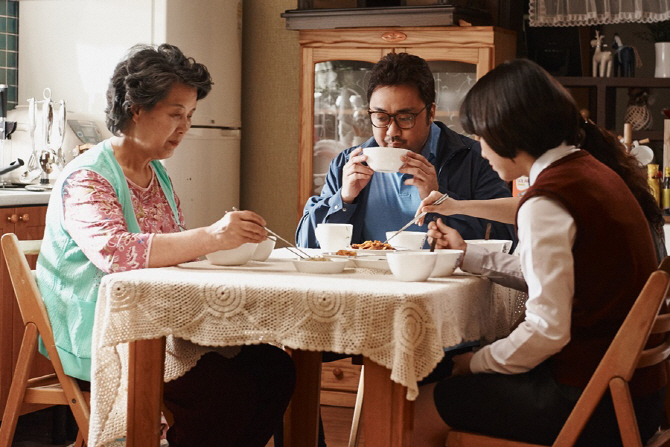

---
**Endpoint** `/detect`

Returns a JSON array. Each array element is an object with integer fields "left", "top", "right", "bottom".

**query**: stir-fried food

[{"left": 350, "top": 240, "right": 395, "bottom": 250}]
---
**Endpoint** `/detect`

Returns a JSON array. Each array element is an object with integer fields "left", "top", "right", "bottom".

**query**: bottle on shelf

[
  {"left": 663, "top": 167, "right": 670, "bottom": 214},
  {"left": 648, "top": 164, "right": 661, "bottom": 207}
]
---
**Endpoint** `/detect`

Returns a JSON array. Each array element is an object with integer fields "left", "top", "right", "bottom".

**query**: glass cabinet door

[{"left": 311, "top": 57, "right": 477, "bottom": 196}]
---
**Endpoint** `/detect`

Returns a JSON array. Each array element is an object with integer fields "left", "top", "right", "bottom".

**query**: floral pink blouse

[{"left": 62, "top": 167, "right": 185, "bottom": 274}]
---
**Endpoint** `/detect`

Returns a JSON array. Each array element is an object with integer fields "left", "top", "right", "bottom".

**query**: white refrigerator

[{"left": 18, "top": 0, "right": 242, "bottom": 229}]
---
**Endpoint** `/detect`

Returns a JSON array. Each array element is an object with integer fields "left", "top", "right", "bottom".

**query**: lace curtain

[{"left": 529, "top": 0, "right": 670, "bottom": 26}]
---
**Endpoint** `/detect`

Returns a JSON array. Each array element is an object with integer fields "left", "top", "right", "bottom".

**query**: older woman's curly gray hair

[{"left": 105, "top": 43, "right": 212, "bottom": 135}]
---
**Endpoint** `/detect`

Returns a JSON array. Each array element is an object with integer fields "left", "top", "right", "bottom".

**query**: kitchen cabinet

[
  {"left": 556, "top": 76, "right": 670, "bottom": 142},
  {"left": 293, "top": 26, "right": 516, "bottom": 220},
  {"left": 0, "top": 205, "right": 49, "bottom": 417},
  {"left": 321, "top": 358, "right": 362, "bottom": 409}
]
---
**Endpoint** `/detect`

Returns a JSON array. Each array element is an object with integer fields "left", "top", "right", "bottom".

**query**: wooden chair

[
  {"left": 0, "top": 233, "right": 89, "bottom": 447},
  {"left": 445, "top": 261, "right": 670, "bottom": 447}
]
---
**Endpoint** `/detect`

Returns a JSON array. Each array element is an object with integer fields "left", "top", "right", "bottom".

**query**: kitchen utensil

[
  {"left": 264, "top": 227, "right": 313, "bottom": 260},
  {"left": 27, "top": 98, "right": 37, "bottom": 172},
  {"left": 315, "top": 223, "right": 353, "bottom": 252},
  {"left": 387, "top": 251, "right": 437, "bottom": 282},
  {"left": 384, "top": 192, "right": 450, "bottom": 244},
  {"left": 385, "top": 230, "right": 427, "bottom": 250},
  {"left": 55, "top": 100, "right": 67, "bottom": 167},
  {"left": 0, "top": 159, "right": 24, "bottom": 176}
]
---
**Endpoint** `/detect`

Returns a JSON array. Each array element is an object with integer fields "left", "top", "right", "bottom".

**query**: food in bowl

[
  {"left": 386, "top": 251, "right": 437, "bottom": 282},
  {"left": 206, "top": 242, "right": 259, "bottom": 266},
  {"left": 363, "top": 147, "right": 409, "bottom": 173},
  {"left": 385, "top": 231, "right": 427, "bottom": 250},
  {"left": 350, "top": 240, "right": 395, "bottom": 250},
  {"left": 430, "top": 249, "right": 464, "bottom": 277},
  {"left": 336, "top": 249, "right": 357, "bottom": 257}
]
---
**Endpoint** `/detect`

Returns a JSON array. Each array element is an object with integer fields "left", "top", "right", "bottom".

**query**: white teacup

[{"left": 315, "top": 223, "right": 353, "bottom": 252}]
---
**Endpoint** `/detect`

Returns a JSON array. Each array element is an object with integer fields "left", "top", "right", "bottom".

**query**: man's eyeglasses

[{"left": 368, "top": 104, "right": 430, "bottom": 129}]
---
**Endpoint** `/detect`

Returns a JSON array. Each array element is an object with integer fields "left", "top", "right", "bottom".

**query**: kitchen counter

[{"left": 0, "top": 188, "right": 51, "bottom": 207}]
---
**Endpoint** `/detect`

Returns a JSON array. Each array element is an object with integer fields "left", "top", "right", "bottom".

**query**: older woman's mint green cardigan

[{"left": 36, "top": 140, "right": 180, "bottom": 381}]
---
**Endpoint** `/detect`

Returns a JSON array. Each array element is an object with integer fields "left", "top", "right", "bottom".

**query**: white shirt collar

[{"left": 528, "top": 143, "right": 580, "bottom": 186}]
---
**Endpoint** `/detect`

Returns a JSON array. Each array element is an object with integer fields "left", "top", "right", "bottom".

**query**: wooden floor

[{"left": 267, "top": 405, "right": 363, "bottom": 447}]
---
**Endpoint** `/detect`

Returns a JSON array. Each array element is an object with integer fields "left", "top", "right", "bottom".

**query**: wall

[
  {"left": 241, "top": 1, "right": 300, "bottom": 240},
  {"left": 0, "top": 0, "right": 17, "bottom": 109}
]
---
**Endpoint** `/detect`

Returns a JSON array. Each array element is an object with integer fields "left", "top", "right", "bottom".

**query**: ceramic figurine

[
  {"left": 612, "top": 33, "right": 641, "bottom": 77},
  {"left": 591, "top": 30, "right": 613, "bottom": 77}
]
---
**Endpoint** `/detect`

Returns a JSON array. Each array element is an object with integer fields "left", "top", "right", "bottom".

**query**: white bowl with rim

[
  {"left": 386, "top": 251, "right": 437, "bottom": 282},
  {"left": 465, "top": 239, "right": 512, "bottom": 254},
  {"left": 363, "top": 147, "right": 409, "bottom": 173},
  {"left": 430, "top": 249, "right": 464, "bottom": 277},
  {"left": 251, "top": 236, "right": 277, "bottom": 261},
  {"left": 386, "top": 231, "right": 427, "bottom": 250},
  {"left": 206, "top": 242, "right": 259, "bottom": 266},
  {"left": 292, "top": 258, "right": 348, "bottom": 274}
]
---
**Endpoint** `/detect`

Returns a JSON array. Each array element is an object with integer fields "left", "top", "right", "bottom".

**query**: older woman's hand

[
  {"left": 427, "top": 218, "right": 467, "bottom": 253},
  {"left": 209, "top": 210, "right": 268, "bottom": 250}
]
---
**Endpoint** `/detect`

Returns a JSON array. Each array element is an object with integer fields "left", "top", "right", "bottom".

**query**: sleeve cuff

[{"left": 460, "top": 243, "right": 489, "bottom": 274}]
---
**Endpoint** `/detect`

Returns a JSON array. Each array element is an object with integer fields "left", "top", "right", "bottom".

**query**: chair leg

[
  {"left": 0, "top": 324, "right": 39, "bottom": 447},
  {"left": 348, "top": 365, "right": 364, "bottom": 447},
  {"left": 610, "top": 378, "right": 643, "bottom": 447},
  {"left": 74, "top": 430, "right": 86, "bottom": 447}
]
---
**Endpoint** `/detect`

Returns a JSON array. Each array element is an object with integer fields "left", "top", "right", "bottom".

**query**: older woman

[{"left": 36, "top": 44, "right": 294, "bottom": 447}]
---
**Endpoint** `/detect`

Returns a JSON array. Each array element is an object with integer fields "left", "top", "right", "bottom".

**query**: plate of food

[{"left": 348, "top": 240, "right": 396, "bottom": 256}]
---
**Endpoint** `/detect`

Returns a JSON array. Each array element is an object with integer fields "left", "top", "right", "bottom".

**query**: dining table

[{"left": 87, "top": 248, "right": 524, "bottom": 447}]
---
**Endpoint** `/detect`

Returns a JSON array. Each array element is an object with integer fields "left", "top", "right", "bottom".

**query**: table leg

[
  {"left": 127, "top": 337, "right": 166, "bottom": 447},
  {"left": 284, "top": 349, "right": 321, "bottom": 447},
  {"left": 362, "top": 357, "right": 414, "bottom": 447}
]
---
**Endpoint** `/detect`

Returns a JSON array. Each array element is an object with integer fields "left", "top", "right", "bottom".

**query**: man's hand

[
  {"left": 400, "top": 151, "right": 439, "bottom": 200},
  {"left": 341, "top": 147, "right": 374, "bottom": 204}
]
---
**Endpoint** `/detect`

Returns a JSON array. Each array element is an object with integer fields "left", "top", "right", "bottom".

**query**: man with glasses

[{"left": 296, "top": 52, "right": 516, "bottom": 249}]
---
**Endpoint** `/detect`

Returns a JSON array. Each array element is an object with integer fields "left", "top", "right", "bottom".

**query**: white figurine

[{"left": 591, "top": 30, "right": 612, "bottom": 77}]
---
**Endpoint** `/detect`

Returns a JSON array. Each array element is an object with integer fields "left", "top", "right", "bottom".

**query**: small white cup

[{"left": 315, "top": 223, "right": 353, "bottom": 252}]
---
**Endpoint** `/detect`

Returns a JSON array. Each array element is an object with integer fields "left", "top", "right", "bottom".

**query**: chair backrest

[
  {"left": 554, "top": 263, "right": 670, "bottom": 446},
  {"left": 0, "top": 233, "right": 70, "bottom": 391}
]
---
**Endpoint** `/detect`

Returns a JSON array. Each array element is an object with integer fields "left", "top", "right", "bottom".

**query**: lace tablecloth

[{"left": 89, "top": 255, "right": 520, "bottom": 446}]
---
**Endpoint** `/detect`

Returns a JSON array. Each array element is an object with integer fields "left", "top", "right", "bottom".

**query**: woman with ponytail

[{"left": 411, "top": 58, "right": 666, "bottom": 446}]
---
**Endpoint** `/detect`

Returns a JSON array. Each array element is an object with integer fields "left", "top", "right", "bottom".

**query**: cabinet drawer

[{"left": 321, "top": 358, "right": 361, "bottom": 393}]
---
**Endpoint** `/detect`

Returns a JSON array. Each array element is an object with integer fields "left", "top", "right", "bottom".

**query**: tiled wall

[{"left": 0, "top": 0, "right": 17, "bottom": 110}]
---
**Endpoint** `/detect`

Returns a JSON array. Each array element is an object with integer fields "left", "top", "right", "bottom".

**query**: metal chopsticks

[
  {"left": 383, "top": 192, "right": 450, "bottom": 244},
  {"left": 264, "top": 227, "right": 313, "bottom": 259}
]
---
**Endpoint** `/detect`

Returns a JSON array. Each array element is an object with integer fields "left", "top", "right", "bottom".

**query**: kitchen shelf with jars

[{"left": 283, "top": 6, "right": 517, "bottom": 220}]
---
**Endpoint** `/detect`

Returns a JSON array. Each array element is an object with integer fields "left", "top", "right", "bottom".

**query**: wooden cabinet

[
  {"left": 294, "top": 26, "right": 517, "bottom": 220},
  {"left": 0, "top": 205, "right": 49, "bottom": 416},
  {"left": 321, "top": 358, "right": 362, "bottom": 408}
]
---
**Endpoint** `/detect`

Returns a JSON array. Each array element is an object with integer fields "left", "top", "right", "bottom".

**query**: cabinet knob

[
  {"left": 332, "top": 368, "right": 344, "bottom": 379},
  {"left": 381, "top": 31, "right": 407, "bottom": 43},
  {"left": 19, "top": 214, "right": 29, "bottom": 222},
  {"left": 6, "top": 214, "right": 17, "bottom": 224}
]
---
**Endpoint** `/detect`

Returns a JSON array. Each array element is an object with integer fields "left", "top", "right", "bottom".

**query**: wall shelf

[{"left": 555, "top": 76, "right": 670, "bottom": 140}]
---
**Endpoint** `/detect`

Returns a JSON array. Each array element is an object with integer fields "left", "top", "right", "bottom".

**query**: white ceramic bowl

[
  {"left": 363, "top": 147, "right": 409, "bottom": 173},
  {"left": 386, "top": 251, "right": 437, "bottom": 282},
  {"left": 251, "top": 236, "right": 277, "bottom": 261},
  {"left": 292, "top": 258, "right": 348, "bottom": 274},
  {"left": 386, "top": 231, "right": 427, "bottom": 250},
  {"left": 430, "top": 249, "right": 464, "bottom": 277},
  {"left": 206, "top": 242, "right": 259, "bottom": 266},
  {"left": 465, "top": 239, "right": 512, "bottom": 254}
]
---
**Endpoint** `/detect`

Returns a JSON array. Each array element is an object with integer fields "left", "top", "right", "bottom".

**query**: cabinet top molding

[{"left": 282, "top": 5, "right": 491, "bottom": 30}]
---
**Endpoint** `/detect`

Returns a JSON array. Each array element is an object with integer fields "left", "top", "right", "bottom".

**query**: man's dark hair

[
  {"left": 366, "top": 52, "right": 436, "bottom": 108},
  {"left": 105, "top": 43, "right": 213, "bottom": 135}
]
